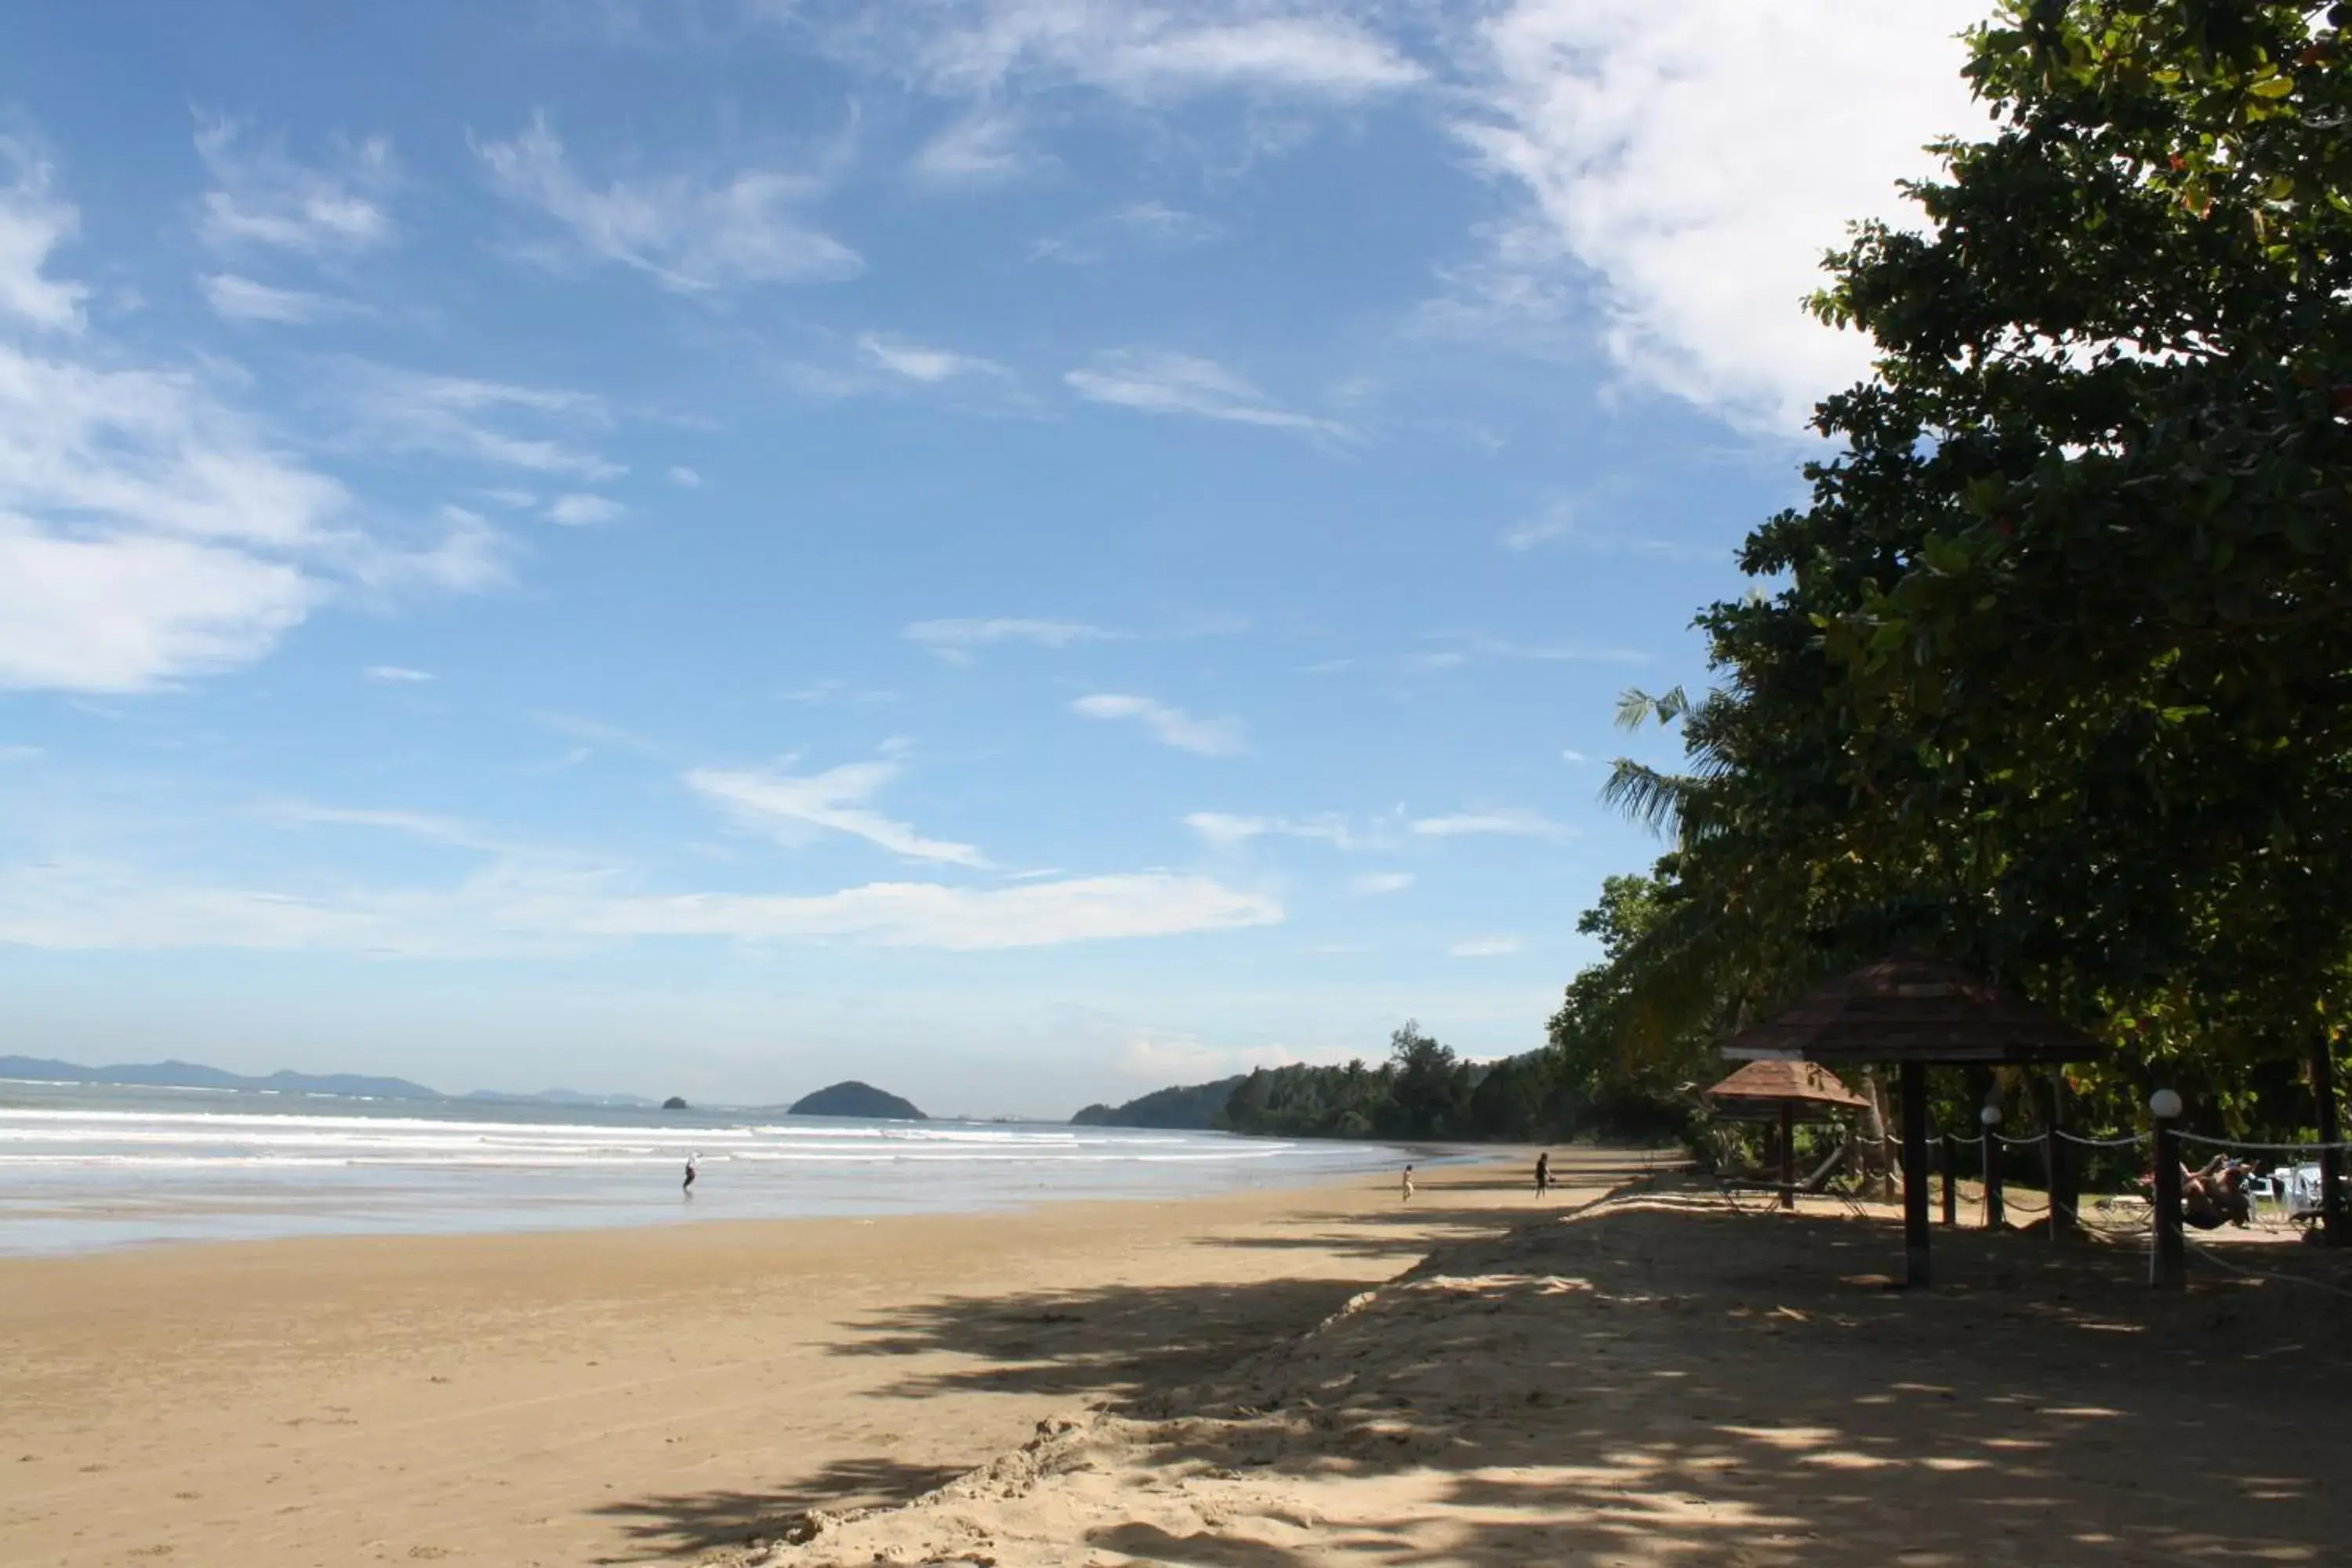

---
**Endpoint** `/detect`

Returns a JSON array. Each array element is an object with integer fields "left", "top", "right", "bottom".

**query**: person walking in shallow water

[
  {"left": 683, "top": 1152, "right": 697, "bottom": 1194},
  {"left": 1534, "top": 1151, "right": 1551, "bottom": 1198},
  {"left": 1400, "top": 1163, "right": 1415, "bottom": 1203}
]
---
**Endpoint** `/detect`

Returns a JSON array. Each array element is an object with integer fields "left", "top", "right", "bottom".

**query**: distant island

[
  {"left": 789, "top": 1080, "right": 925, "bottom": 1120},
  {"left": 1073, "top": 1076, "right": 1244, "bottom": 1130},
  {"left": 662, "top": 1095, "right": 690, "bottom": 1111}
]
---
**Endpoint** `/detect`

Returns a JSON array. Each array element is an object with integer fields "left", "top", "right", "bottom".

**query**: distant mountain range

[
  {"left": 0, "top": 1055, "right": 443, "bottom": 1101},
  {"left": 0, "top": 1055, "right": 655, "bottom": 1109}
]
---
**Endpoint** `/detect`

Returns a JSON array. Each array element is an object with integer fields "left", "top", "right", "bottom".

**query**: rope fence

[{"left": 2176, "top": 1131, "right": 2352, "bottom": 1154}]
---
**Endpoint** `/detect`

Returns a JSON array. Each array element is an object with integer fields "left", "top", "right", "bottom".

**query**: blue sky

[{"left": 0, "top": 2, "right": 1988, "bottom": 1114}]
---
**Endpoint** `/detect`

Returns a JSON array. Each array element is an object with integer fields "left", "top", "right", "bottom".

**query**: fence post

[
  {"left": 2314, "top": 1029, "right": 2343, "bottom": 1248},
  {"left": 2150, "top": 1089, "right": 2185, "bottom": 1289},
  {"left": 1980, "top": 1104, "right": 2005, "bottom": 1229},
  {"left": 1940, "top": 1133, "right": 1956, "bottom": 1227},
  {"left": 2037, "top": 1072, "right": 2072, "bottom": 1239}
]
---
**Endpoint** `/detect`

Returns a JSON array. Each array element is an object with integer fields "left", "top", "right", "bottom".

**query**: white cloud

[
  {"left": 906, "top": 618, "right": 1116, "bottom": 664},
  {"left": 546, "top": 492, "right": 626, "bottom": 526},
  {"left": 1501, "top": 497, "right": 1727, "bottom": 562},
  {"left": 475, "top": 115, "right": 862, "bottom": 292},
  {"left": 669, "top": 465, "right": 702, "bottom": 488},
  {"left": 689, "top": 760, "right": 985, "bottom": 866},
  {"left": 201, "top": 273, "right": 345, "bottom": 325},
  {"left": 1417, "top": 633, "right": 1650, "bottom": 668},
  {"left": 1033, "top": 201, "right": 1218, "bottom": 265},
  {"left": 913, "top": 111, "right": 1034, "bottom": 183},
  {"left": 1066, "top": 350, "right": 1348, "bottom": 438},
  {"left": 194, "top": 115, "right": 394, "bottom": 255},
  {"left": 1410, "top": 809, "right": 1574, "bottom": 844},
  {"left": 1073, "top": 693, "right": 1246, "bottom": 757},
  {"left": 1185, "top": 812, "right": 1352, "bottom": 850},
  {"left": 0, "top": 157, "right": 498, "bottom": 694},
  {"left": 913, "top": 2, "right": 1425, "bottom": 103},
  {"left": 858, "top": 333, "right": 1010, "bottom": 384},
  {"left": 335, "top": 361, "right": 622, "bottom": 481},
  {"left": 0, "top": 141, "right": 87, "bottom": 332},
  {"left": 365, "top": 665, "right": 434, "bottom": 684},
  {"left": 1454, "top": 0, "right": 1987, "bottom": 431},
  {"left": 1450, "top": 935, "right": 1525, "bottom": 958},
  {"left": 1119, "top": 1033, "right": 1299, "bottom": 1082},
  {"left": 0, "top": 858, "right": 1279, "bottom": 955},
  {"left": 1560, "top": 748, "right": 1587, "bottom": 764},
  {"left": 1350, "top": 871, "right": 1414, "bottom": 896}
]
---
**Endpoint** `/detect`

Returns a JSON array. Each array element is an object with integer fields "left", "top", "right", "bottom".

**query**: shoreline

[{"left": 0, "top": 1149, "right": 1606, "bottom": 1567}]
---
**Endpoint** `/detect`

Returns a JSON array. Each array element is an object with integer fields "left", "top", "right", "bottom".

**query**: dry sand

[
  {"left": 10, "top": 1156, "right": 2349, "bottom": 1567},
  {"left": 764, "top": 1186, "right": 2352, "bottom": 1567},
  {"left": 0, "top": 1150, "right": 1632, "bottom": 1567}
]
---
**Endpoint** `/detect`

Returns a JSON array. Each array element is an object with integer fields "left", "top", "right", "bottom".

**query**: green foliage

[
  {"left": 1214, "top": 1022, "right": 1610, "bottom": 1143},
  {"left": 1572, "top": 0, "right": 2352, "bottom": 1140},
  {"left": 1072, "top": 1076, "right": 1246, "bottom": 1130}
]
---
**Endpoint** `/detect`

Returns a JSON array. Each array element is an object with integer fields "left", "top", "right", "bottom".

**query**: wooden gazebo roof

[
  {"left": 1704, "top": 1059, "right": 1870, "bottom": 1121},
  {"left": 1719, "top": 952, "right": 2096, "bottom": 1066}
]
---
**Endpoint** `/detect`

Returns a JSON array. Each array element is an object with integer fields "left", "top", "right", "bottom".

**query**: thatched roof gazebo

[
  {"left": 1706, "top": 1059, "right": 1871, "bottom": 1210},
  {"left": 1719, "top": 952, "right": 2099, "bottom": 1286}
]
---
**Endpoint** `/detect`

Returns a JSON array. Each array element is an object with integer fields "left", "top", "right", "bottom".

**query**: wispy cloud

[
  {"left": 1073, "top": 693, "right": 1246, "bottom": 757},
  {"left": 475, "top": 114, "right": 861, "bottom": 292},
  {"left": 1350, "top": 871, "right": 1414, "bottom": 896},
  {"left": 333, "top": 361, "right": 622, "bottom": 481},
  {"left": 0, "top": 140, "right": 87, "bottom": 332},
  {"left": 0, "top": 858, "right": 1283, "bottom": 954},
  {"left": 364, "top": 665, "right": 434, "bottom": 684},
  {"left": 201, "top": 273, "right": 348, "bottom": 325},
  {"left": 1451, "top": 0, "right": 1987, "bottom": 431},
  {"left": 912, "top": 111, "right": 1034, "bottom": 184},
  {"left": 194, "top": 114, "right": 394, "bottom": 256},
  {"left": 0, "top": 163, "right": 493, "bottom": 693},
  {"left": 689, "top": 760, "right": 985, "bottom": 866},
  {"left": 1501, "top": 496, "right": 1726, "bottom": 561},
  {"left": 906, "top": 618, "right": 1116, "bottom": 664},
  {"left": 1416, "top": 633, "right": 1650, "bottom": 669},
  {"left": 1185, "top": 812, "right": 1352, "bottom": 850},
  {"left": 1066, "top": 350, "right": 1348, "bottom": 439},
  {"left": 669, "top": 465, "right": 702, "bottom": 488},
  {"left": 910, "top": 2, "right": 1425, "bottom": 103},
  {"left": 858, "top": 333, "right": 1011, "bottom": 384},
  {"left": 1032, "top": 200, "right": 1217, "bottom": 265},
  {"left": 1450, "top": 935, "right": 1525, "bottom": 958},
  {"left": 781, "top": 678, "right": 898, "bottom": 706},
  {"left": 546, "top": 492, "right": 625, "bottom": 526},
  {"left": 1411, "top": 809, "right": 1574, "bottom": 844}
]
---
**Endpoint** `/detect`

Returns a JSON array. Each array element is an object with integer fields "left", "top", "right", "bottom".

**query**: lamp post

[
  {"left": 2150, "top": 1088, "right": 2185, "bottom": 1288},
  {"left": 1980, "top": 1103, "right": 2005, "bottom": 1229}
]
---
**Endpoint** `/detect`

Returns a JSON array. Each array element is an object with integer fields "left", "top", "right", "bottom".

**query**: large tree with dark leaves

[{"left": 1606, "top": 1, "right": 2352, "bottom": 1141}]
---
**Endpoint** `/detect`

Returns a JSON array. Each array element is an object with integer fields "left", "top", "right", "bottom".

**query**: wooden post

[
  {"left": 1940, "top": 1133, "right": 1957, "bottom": 1227},
  {"left": 2314, "top": 1029, "right": 2343, "bottom": 1249},
  {"left": 2036, "top": 1072, "right": 2071, "bottom": 1239},
  {"left": 1900, "top": 1059, "right": 1931, "bottom": 1288},
  {"left": 1778, "top": 1102, "right": 1796, "bottom": 1210},
  {"left": 2151, "top": 1104, "right": 2186, "bottom": 1288},
  {"left": 1983, "top": 1119, "right": 2005, "bottom": 1230}
]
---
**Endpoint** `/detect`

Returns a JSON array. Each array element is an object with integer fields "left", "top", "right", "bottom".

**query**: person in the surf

[
  {"left": 1534, "top": 1151, "right": 1551, "bottom": 1197},
  {"left": 683, "top": 1152, "right": 698, "bottom": 1194}
]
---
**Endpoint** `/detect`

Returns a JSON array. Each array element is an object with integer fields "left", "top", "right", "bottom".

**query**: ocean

[{"left": 0, "top": 1078, "right": 1409, "bottom": 1256}]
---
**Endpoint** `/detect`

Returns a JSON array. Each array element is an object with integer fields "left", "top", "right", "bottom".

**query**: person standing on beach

[
  {"left": 683, "top": 1152, "right": 697, "bottom": 1194},
  {"left": 1535, "top": 1151, "right": 1550, "bottom": 1198},
  {"left": 1401, "top": 1163, "right": 1415, "bottom": 1203}
]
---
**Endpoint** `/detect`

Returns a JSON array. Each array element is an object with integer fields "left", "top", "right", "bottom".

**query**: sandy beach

[
  {"left": 9, "top": 1155, "right": 2351, "bottom": 1566},
  {"left": 0, "top": 1151, "right": 1615, "bottom": 1567}
]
